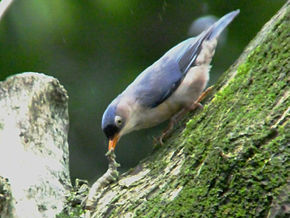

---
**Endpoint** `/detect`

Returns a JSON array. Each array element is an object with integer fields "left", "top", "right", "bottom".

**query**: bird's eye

[{"left": 115, "top": 116, "right": 123, "bottom": 127}]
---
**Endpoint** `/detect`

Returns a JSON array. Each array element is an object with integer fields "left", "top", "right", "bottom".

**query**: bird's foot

[
  {"left": 197, "top": 86, "right": 214, "bottom": 103},
  {"left": 154, "top": 109, "right": 186, "bottom": 145},
  {"left": 189, "top": 102, "right": 203, "bottom": 111},
  {"left": 154, "top": 86, "right": 214, "bottom": 146},
  {"left": 158, "top": 120, "right": 175, "bottom": 145},
  {"left": 153, "top": 127, "right": 173, "bottom": 146},
  {"left": 189, "top": 86, "right": 213, "bottom": 111}
]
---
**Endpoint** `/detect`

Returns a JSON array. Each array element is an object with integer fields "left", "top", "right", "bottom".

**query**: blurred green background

[{"left": 0, "top": 0, "right": 285, "bottom": 183}]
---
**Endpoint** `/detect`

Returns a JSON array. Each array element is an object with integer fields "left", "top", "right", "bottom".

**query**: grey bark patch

[{"left": 0, "top": 72, "right": 71, "bottom": 218}]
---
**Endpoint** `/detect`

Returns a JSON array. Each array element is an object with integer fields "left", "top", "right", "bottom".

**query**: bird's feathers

[
  {"left": 102, "top": 10, "right": 240, "bottom": 141},
  {"left": 207, "top": 9, "right": 240, "bottom": 40},
  {"left": 120, "top": 56, "right": 180, "bottom": 108},
  {"left": 102, "top": 99, "right": 118, "bottom": 132},
  {"left": 122, "top": 11, "right": 238, "bottom": 111},
  {"left": 120, "top": 10, "right": 239, "bottom": 109}
]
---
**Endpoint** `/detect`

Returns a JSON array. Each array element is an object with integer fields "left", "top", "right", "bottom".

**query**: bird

[{"left": 102, "top": 10, "right": 240, "bottom": 151}]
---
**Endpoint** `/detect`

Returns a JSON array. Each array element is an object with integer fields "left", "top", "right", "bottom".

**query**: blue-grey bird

[{"left": 102, "top": 10, "right": 240, "bottom": 150}]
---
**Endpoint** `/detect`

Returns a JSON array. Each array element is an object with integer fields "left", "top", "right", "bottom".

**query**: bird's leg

[
  {"left": 188, "top": 85, "right": 214, "bottom": 111},
  {"left": 157, "top": 86, "right": 214, "bottom": 145},
  {"left": 191, "top": 86, "right": 214, "bottom": 109},
  {"left": 158, "top": 108, "right": 186, "bottom": 145}
]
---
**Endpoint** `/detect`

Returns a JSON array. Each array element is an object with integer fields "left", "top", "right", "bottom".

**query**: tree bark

[
  {"left": 0, "top": 1, "right": 289, "bottom": 218},
  {"left": 87, "top": 2, "right": 290, "bottom": 218},
  {"left": 0, "top": 73, "right": 71, "bottom": 218},
  {"left": 0, "top": 0, "right": 14, "bottom": 21}
]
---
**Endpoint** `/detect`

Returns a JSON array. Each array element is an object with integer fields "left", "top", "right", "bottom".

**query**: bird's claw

[
  {"left": 153, "top": 136, "right": 164, "bottom": 146},
  {"left": 158, "top": 133, "right": 166, "bottom": 145},
  {"left": 153, "top": 132, "right": 168, "bottom": 146},
  {"left": 197, "top": 86, "right": 214, "bottom": 103},
  {"left": 154, "top": 86, "right": 214, "bottom": 146},
  {"left": 154, "top": 121, "right": 175, "bottom": 145}
]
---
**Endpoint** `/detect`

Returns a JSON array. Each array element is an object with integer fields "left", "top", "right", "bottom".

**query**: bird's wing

[
  {"left": 129, "top": 58, "right": 183, "bottom": 108},
  {"left": 124, "top": 10, "right": 239, "bottom": 108},
  {"left": 124, "top": 36, "right": 204, "bottom": 108},
  {"left": 125, "top": 36, "right": 208, "bottom": 108}
]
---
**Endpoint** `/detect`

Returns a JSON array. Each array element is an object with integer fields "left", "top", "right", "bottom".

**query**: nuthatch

[{"left": 102, "top": 10, "right": 239, "bottom": 150}]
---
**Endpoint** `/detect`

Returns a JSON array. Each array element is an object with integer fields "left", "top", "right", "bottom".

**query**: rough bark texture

[
  {"left": 0, "top": 73, "right": 71, "bottom": 217},
  {"left": 86, "top": 2, "right": 289, "bottom": 218},
  {"left": 0, "top": 0, "right": 13, "bottom": 21}
]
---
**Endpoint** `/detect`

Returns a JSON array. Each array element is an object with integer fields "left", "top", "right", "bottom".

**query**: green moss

[
  {"left": 132, "top": 5, "right": 289, "bottom": 218},
  {"left": 56, "top": 205, "right": 85, "bottom": 218},
  {"left": 56, "top": 179, "right": 89, "bottom": 218}
]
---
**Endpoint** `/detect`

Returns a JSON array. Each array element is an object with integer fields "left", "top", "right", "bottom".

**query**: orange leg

[
  {"left": 192, "top": 86, "right": 214, "bottom": 107},
  {"left": 158, "top": 108, "right": 186, "bottom": 145},
  {"left": 157, "top": 86, "right": 214, "bottom": 145}
]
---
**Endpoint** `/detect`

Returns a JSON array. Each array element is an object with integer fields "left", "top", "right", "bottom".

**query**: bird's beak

[{"left": 108, "top": 134, "right": 120, "bottom": 151}]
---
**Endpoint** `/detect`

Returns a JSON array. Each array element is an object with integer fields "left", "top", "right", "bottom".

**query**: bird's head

[{"left": 102, "top": 99, "right": 129, "bottom": 151}]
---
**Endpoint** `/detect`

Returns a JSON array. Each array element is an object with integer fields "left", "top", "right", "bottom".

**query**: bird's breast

[{"left": 129, "top": 99, "right": 181, "bottom": 130}]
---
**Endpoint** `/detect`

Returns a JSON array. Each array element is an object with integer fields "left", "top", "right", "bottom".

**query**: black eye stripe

[{"left": 103, "top": 124, "right": 119, "bottom": 139}]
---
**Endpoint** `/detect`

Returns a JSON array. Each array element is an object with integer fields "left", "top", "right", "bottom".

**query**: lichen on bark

[{"left": 0, "top": 73, "right": 71, "bottom": 218}]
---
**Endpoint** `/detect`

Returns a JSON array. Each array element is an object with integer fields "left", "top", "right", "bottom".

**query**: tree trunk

[
  {"left": 0, "top": 1, "right": 289, "bottom": 218},
  {"left": 0, "top": 73, "right": 71, "bottom": 218}
]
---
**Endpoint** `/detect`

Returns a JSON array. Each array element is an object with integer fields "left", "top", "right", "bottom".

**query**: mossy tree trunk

[{"left": 86, "top": 2, "right": 289, "bottom": 217}]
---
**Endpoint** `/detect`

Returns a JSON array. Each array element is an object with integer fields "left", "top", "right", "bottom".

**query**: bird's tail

[
  {"left": 176, "top": 9, "right": 240, "bottom": 74},
  {"left": 207, "top": 9, "right": 240, "bottom": 40}
]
